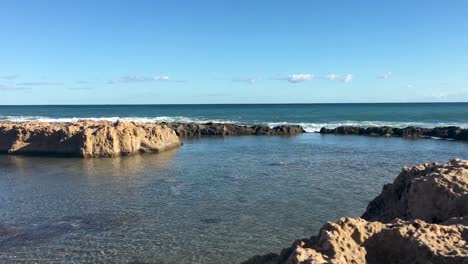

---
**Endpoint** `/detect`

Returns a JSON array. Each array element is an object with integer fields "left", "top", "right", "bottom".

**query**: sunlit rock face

[
  {"left": 244, "top": 159, "right": 468, "bottom": 264},
  {"left": 362, "top": 158, "right": 468, "bottom": 223},
  {"left": 0, "top": 121, "right": 181, "bottom": 157}
]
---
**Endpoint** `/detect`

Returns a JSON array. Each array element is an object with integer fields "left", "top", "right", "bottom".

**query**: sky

[{"left": 1, "top": 0, "right": 468, "bottom": 104}]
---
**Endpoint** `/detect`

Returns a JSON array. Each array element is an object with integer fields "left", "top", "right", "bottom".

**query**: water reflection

[{"left": 1, "top": 147, "right": 179, "bottom": 178}]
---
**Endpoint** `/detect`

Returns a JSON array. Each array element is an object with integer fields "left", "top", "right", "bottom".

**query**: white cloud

[
  {"left": 321, "top": 74, "right": 353, "bottom": 83},
  {"left": 152, "top": 76, "right": 170, "bottom": 81},
  {"left": 109, "top": 75, "right": 171, "bottom": 84},
  {"left": 17, "top": 81, "right": 63, "bottom": 86},
  {"left": 0, "top": 74, "right": 19, "bottom": 80},
  {"left": 430, "top": 89, "right": 468, "bottom": 100},
  {"left": 341, "top": 74, "right": 353, "bottom": 83},
  {"left": 272, "top": 73, "right": 353, "bottom": 83},
  {"left": 287, "top": 74, "right": 314, "bottom": 83},
  {"left": 323, "top": 74, "right": 338, "bottom": 81},
  {"left": 233, "top": 77, "right": 261, "bottom": 84},
  {"left": 406, "top": 84, "right": 413, "bottom": 88},
  {"left": 378, "top": 72, "right": 392, "bottom": 79},
  {"left": 0, "top": 84, "right": 29, "bottom": 90}
]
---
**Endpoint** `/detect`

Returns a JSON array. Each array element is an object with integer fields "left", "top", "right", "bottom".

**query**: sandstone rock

[
  {"left": 362, "top": 159, "right": 468, "bottom": 223},
  {"left": 244, "top": 159, "right": 468, "bottom": 263},
  {"left": 164, "top": 122, "right": 305, "bottom": 137},
  {"left": 0, "top": 121, "right": 181, "bottom": 157},
  {"left": 244, "top": 217, "right": 468, "bottom": 264}
]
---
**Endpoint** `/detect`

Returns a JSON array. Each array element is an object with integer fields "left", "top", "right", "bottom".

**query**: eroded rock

[
  {"left": 245, "top": 218, "right": 467, "bottom": 264},
  {"left": 319, "top": 126, "right": 468, "bottom": 141},
  {"left": 0, "top": 121, "right": 181, "bottom": 157},
  {"left": 164, "top": 122, "right": 305, "bottom": 137},
  {"left": 244, "top": 159, "right": 468, "bottom": 264},
  {"left": 362, "top": 159, "right": 468, "bottom": 223}
]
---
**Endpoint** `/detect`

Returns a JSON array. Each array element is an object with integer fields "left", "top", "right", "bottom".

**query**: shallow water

[{"left": 0, "top": 134, "right": 467, "bottom": 263}]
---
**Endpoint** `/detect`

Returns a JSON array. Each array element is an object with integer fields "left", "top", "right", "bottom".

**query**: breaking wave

[{"left": 1, "top": 115, "right": 467, "bottom": 133}]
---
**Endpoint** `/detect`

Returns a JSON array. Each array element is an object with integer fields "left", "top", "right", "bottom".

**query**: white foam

[
  {"left": 266, "top": 121, "right": 468, "bottom": 132},
  {"left": 0, "top": 115, "right": 240, "bottom": 125},
  {"left": 1, "top": 115, "right": 467, "bottom": 132}
]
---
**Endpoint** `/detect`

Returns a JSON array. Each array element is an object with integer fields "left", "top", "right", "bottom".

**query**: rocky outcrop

[
  {"left": 243, "top": 159, "right": 468, "bottom": 264},
  {"left": 319, "top": 126, "right": 468, "bottom": 141},
  {"left": 0, "top": 121, "right": 181, "bottom": 157},
  {"left": 362, "top": 159, "right": 468, "bottom": 223},
  {"left": 164, "top": 122, "right": 305, "bottom": 137},
  {"left": 0, "top": 120, "right": 305, "bottom": 157},
  {"left": 245, "top": 218, "right": 468, "bottom": 264}
]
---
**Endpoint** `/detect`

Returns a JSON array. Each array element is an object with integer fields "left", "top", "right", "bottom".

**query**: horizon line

[{"left": 0, "top": 101, "right": 467, "bottom": 107}]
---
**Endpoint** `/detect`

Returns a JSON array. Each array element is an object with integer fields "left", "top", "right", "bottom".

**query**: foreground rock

[
  {"left": 363, "top": 159, "right": 468, "bottom": 223},
  {"left": 246, "top": 218, "right": 467, "bottom": 264},
  {"left": 320, "top": 126, "right": 468, "bottom": 140},
  {"left": 164, "top": 122, "right": 305, "bottom": 137},
  {"left": 0, "top": 121, "right": 181, "bottom": 157},
  {"left": 243, "top": 159, "right": 468, "bottom": 264}
]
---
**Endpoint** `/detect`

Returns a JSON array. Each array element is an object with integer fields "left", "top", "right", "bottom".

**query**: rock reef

[
  {"left": 319, "top": 126, "right": 468, "bottom": 141},
  {"left": 0, "top": 121, "right": 181, "bottom": 157},
  {"left": 164, "top": 122, "right": 305, "bottom": 137},
  {"left": 243, "top": 159, "right": 468, "bottom": 264},
  {"left": 0, "top": 121, "right": 305, "bottom": 157}
]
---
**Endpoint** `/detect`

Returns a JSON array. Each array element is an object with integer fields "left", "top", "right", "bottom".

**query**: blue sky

[{"left": 1, "top": 0, "right": 467, "bottom": 104}]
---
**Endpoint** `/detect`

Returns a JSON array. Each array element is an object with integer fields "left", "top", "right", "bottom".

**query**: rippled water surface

[
  {"left": 1, "top": 103, "right": 468, "bottom": 132},
  {"left": 0, "top": 134, "right": 467, "bottom": 263}
]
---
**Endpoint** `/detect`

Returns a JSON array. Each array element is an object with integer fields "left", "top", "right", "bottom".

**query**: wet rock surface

[
  {"left": 164, "top": 122, "right": 305, "bottom": 137},
  {"left": 319, "top": 126, "right": 468, "bottom": 141},
  {"left": 243, "top": 159, "right": 468, "bottom": 264}
]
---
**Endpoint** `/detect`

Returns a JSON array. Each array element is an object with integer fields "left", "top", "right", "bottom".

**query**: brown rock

[
  {"left": 165, "top": 122, "right": 305, "bottom": 137},
  {"left": 244, "top": 159, "right": 468, "bottom": 263},
  {"left": 319, "top": 126, "right": 468, "bottom": 141},
  {"left": 0, "top": 121, "right": 181, "bottom": 157},
  {"left": 244, "top": 217, "right": 468, "bottom": 264},
  {"left": 362, "top": 159, "right": 468, "bottom": 223}
]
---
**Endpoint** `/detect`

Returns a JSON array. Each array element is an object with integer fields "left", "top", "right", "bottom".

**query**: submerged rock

[
  {"left": 164, "top": 122, "right": 305, "bottom": 137},
  {"left": 319, "top": 126, "right": 468, "bottom": 141},
  {"left": 0, "top": 121, "right": 181, "bottom": 157},
  {"left": 243, "top": 159, "right": 468, "bottom": 264}
]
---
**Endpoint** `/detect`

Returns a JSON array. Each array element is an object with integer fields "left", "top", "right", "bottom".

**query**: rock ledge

[
  {"left": 320, "top": 126, "right": 468, "bottom": 141},
  {"left": 0, "top": 121, "right": 181, "bottom": 157},
  {"left": 244, "top": 159, "right": 468, "bottom": 264},
  {"left": 165, "top": 122, "right": 305, "bottom": 137}
]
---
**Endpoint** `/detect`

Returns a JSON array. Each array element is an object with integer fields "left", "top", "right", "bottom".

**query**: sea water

[{"left": 0, "top": 104, "right": 467, "bottom": 263}]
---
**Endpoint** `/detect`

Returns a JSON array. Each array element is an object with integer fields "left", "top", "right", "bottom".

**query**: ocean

[
  {"left": 1, "top": 103, "right": 468, "bottom": 131},
  {"left": 0, "top": 103, "right": 467, "bottom": 263}
]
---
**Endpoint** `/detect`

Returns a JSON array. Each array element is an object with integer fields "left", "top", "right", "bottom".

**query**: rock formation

[
  {"left": 164, "top": 122, "right": 305, "bottom": 137},
  {"left": 319, "top": 126, "right": 468, "bottom": 141},
  {"left": 362, "top": 159, "right": 468, "bottom": 223},
  {"left": 0, "top": 121, "right": 181, "bottom": 157},
  {"left": 243, "top": 159, "right": 468, "bottom": 264}
]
